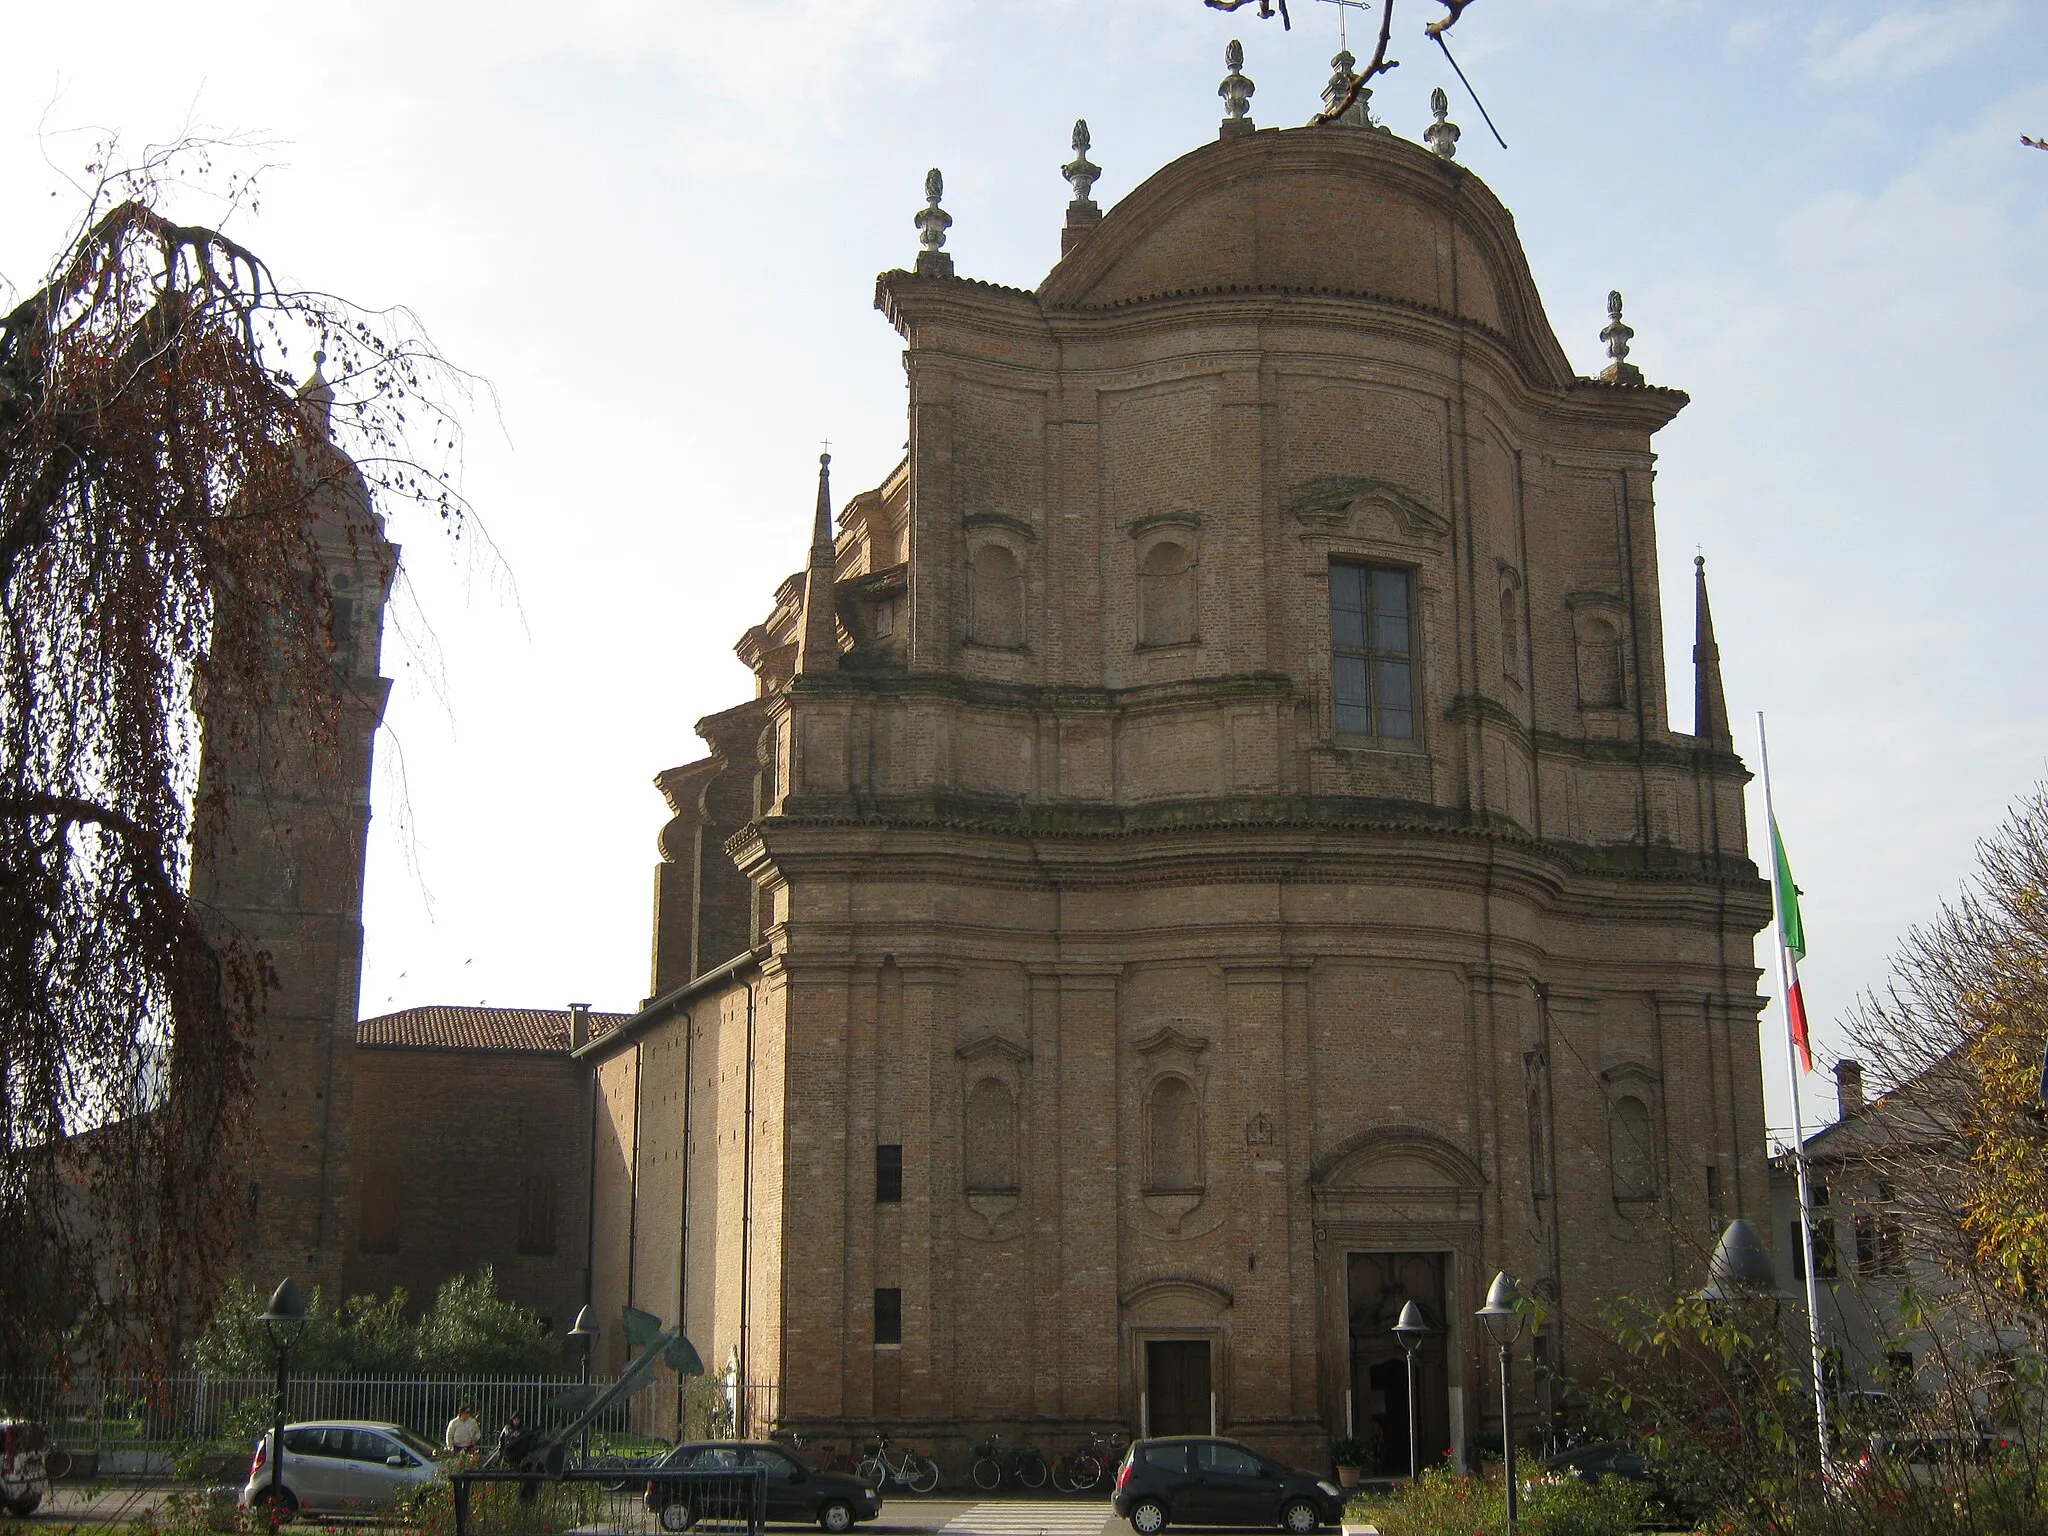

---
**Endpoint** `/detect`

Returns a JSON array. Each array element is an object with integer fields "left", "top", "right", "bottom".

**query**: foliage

[
  {"left": 1329, "top": 1436, "right": 1368, "bottom": 1467},
  {"left": 185, "top": 1268, "right": 558, "bottom": 1378},
  {"left": 1349, "top": 1462, "right": 1648, "bottom": 1536},
  {"left": 0, "top": 136, "right": 470, "bottom": 1375}
]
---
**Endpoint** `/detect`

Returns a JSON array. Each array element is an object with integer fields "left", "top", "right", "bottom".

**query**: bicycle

[
  {"left": 971, "top": 1433, "right": 1046, "bottom": 1492},
  {"left": 774, "top": 1431, "right": 858, "bottom": 1476},
  {"left": 1050, "top": 1431, "right": 1125, "bottom": 1493},
  {"left": 855, "top": 1433, "right": 939, "bottom": 1493}
]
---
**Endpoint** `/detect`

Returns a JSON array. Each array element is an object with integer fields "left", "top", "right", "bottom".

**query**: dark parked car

[
  {"left": 1113, "top": 1437, "right": 1345, "bottom": 1534},
  {"left": 1540, "top": 1441, "right": 1649, "bottom": 1485},
  {"left": 644, "top": 1441, "right": 882, "bottom": 1533}
]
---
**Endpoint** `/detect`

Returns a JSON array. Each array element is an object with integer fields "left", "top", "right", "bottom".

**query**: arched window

[
  {"left": 1499, "top": 585, "right": 1520, "bottom": 681},
  {"left": 1146, "top": 1076, "right": 1202, "bottom": 1193},
  {"left": 1609, "top": 1095, "right": 1655, "bottom": 1200},
  {"left": 1138, "top": 540, "right": 1196, "bottom": 647},
  {"left": 968, "top": 544, "right": 1025, "bottom": 648},
  {"left": 1577, "top": 615, "right": 1624, "bottom": 708},
  {"left": 963, "top": 1077, "right": 1018, "bottom": 1193}
]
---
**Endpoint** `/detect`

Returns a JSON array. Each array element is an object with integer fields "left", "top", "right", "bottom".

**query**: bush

[
  {"left": 1350, "top": 1464, "right": 1649, "bottom": 1536},
  {"left": 186, "top": 1267, "right": 560, "bottom": 1377}
]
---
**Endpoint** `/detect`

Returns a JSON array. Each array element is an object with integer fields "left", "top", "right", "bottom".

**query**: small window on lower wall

[
  {"left": 874, "top": 1288, "right": 902, "bottom": 1346},
  {"left": 876, "top": 1144, "right": 903, "bottom": 1203},
  {"left": 518, "top": 1175, "right": 557, "bottom": 1256}
]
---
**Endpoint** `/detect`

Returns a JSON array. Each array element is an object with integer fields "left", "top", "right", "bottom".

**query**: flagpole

[{"left": 1758, "top": 711, "right": 1833, "bottom": 1479}]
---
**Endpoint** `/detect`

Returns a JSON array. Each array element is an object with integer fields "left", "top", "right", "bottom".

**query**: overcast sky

[{"left": 5, "top": 0, "right": 2044, "bottom": 1145}]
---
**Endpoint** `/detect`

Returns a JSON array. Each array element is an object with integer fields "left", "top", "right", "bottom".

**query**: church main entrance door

[
  {"left": 1349, "top": 1253, "right": 1450, "bottom": 1477},
  {"left": 1146, "top": 1340, "right": 1212, "bottom": 1435}
]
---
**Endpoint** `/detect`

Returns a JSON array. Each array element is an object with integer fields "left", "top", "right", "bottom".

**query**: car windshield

[{"left": 392, "top": 1428, "right": 440, "bottom": 1461}]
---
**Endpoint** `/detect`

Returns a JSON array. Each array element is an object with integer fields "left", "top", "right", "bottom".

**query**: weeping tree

[{"left": 0, "top": 141, "right": 469, "bottom": 1375}]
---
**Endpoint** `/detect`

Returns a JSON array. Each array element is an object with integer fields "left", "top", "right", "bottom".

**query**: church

[{"left": 218, "top": 43, "right": 1772, "bottom": 1478}]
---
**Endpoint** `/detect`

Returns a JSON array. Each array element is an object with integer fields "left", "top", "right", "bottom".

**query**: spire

[
  {"left": 1218, "top": 40, "right": 1256, "bottom": 139},
  {"left": 797, "top": 452, "right": 841, "bottom": 675},
  {"left": 914, "top": 169, "right": 953, "bottom": 278},
  {"left": 1692, "top": 555, "right": 1731, "bottom": 747},
  {"left": 297, "top": 348, "right": 334, "bottom": 436},
  {"left": 1424, "top": 86, "right": 1461, "bottom": 160},
  {"left": 1600, "top": 290, "right": 1643, "bottom": 385},
  {"left": 1061, "top": 119, "right": 1103, "bottom": 256}
]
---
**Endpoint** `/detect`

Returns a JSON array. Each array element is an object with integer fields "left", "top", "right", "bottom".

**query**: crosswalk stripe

[{"left": 939, "top": 1502, "right": 1116, "bottom": 1536}]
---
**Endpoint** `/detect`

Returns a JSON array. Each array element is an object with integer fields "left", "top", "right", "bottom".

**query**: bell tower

[{"left": 190, "top": 354, "right": 397, "bottom": 1297}]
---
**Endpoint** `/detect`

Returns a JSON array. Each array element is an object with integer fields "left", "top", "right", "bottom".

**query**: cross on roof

[{"left": 1315, "top": 0, "right": 1374, "bottom": 50}]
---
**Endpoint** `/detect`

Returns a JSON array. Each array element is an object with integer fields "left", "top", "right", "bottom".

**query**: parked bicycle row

[{"left": 769, "top": 1428, "right": 1131, "bottom": 1493}]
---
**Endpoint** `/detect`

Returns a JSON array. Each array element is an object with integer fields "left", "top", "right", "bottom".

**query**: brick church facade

[
  {"left": 577, "top": 81, "right": 1772, "bottom": 1470},
  {"left": 212, "top": 58, "right": 1773, "bottom": 1474}
]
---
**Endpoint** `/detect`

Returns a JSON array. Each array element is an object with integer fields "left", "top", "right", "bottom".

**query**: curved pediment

[
  {"left": 1120, "top": 1275, "right": 1234, "bottom": 1317},
  {"left": 1039, "top": 127, "right": 1573, "bottom": 389},
  {"left": 1311, "top": 1124, "right": 1485, "bottom": 1192}
]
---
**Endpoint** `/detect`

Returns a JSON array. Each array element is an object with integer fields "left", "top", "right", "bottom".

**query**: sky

[{"left": 4, "top": 0, "right": 2045, "bottom": 1147}]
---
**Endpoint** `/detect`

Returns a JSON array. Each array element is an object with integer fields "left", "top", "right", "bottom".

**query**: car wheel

[
  {"left": 659, "top": 1501, "right": 698, "bottom": 1532},
  {"left": 819, "top": 1499, "right": 856, "bottom": 1533},
  {"left": 8, "top": 1493, "right": 43, "bottom": 1517},
  {"left": 1129, "top": 1499, "right": 1169, "bottom": 1535},
  {"left": 1281, "top": 1498, "right": 1322, "bottom": 1534}
]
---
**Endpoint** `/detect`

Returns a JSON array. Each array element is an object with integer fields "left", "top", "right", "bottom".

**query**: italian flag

[{"left": 1770, "top": 815, "right": 1813, "bottom": 1074}]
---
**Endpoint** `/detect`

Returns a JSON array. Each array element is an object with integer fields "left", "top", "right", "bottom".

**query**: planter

[{"left": 1336, "top": 1465, "right": 1361, "bottom": 1488}]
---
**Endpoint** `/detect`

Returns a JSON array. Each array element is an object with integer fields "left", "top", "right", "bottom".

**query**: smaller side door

[
  {"left": 352, "top": 1431, "right": 428, "bottom": 1509},
  {"left": 1194, "top": 1441, "right": 1276, "bottom": 1526}
]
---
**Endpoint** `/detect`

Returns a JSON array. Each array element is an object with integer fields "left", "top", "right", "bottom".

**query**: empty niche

[
  {"left": 1138, "top": 539, "right": 1197, "bottom": 647},
  {"left": 1608, "top": 1095, "right": 1656, "bottom": 1202},
  {"left": 1573, "top": 607, "right": 1625, "bottom": 709},
  {"left": 968, "top": 543, "right": 1025, "bottom": 648},
  {"left": 1146, "top": 1076, "right": 1204, "bottom": 1193},
  {"left": 1498, "top": 570, "right": 1522, "bottom": 683},
  {"left": 963, "top": 1077, "right": 1018, "bottom": 1193}
]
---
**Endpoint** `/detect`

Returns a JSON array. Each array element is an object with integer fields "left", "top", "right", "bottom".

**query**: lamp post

[
  {"left": 569, "top": 1306, "right": 601, "bottom": 1465},
  {"left": 257, "top": 1279, "right": 308, "bottom": 1518},
  {"left": 1476, "top": 1272, "right": 1526, "bottom": 1536},
  {"left": 1392, "top": 1301, "right": 1431, "bottom": 1483}
]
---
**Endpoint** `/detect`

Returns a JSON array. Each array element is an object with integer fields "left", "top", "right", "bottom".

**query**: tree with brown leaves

[{"left": 0, "top": 141, "right": 469, "bottom": 1375}]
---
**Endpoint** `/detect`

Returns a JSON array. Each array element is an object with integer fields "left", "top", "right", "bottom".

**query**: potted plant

[{"left": 1328, "top": 1437, "right": 1367, "bottom": 1488}]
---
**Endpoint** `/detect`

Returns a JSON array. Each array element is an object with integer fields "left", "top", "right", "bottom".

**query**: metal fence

[
  {"left": 0, "top": 1373, "right": 652, "bottom": 1460},
  {"left": 453, "top": 1467, "right": 766, "bottom": 1536}
]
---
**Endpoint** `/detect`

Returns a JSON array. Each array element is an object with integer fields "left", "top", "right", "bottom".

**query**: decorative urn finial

[
  {"left": 1600, "top": 289, "right": 1642, "bottom": 384},
  {"left": 1060, "top": 119, "right": 1105, "bottom": 257},
  {"left": 1424, "top": 86, "right": 1461, "bottom": 160},
  {"left": 1219, "top": 40, "right": 1256, "bottom": 139},
  {"left": 914, "top": 167, "right": 954, "bottom": 277}
]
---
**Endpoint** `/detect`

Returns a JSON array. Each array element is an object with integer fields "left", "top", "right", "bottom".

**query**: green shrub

[{"left": 1350, "top": 1464, "right": 1649, "bottom": 1536}]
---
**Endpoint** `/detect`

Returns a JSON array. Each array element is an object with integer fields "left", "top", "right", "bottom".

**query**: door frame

[{"left": 1130, "top": 1327, "right": 1225, "bottom": 1436}]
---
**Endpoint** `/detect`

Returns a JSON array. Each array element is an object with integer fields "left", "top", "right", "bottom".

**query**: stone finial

[
  {"left": 1424, "top": 86, "right": 1461, "bottom": 160},
  {"left": 1061, "top": 119, "right": 1105, "bottom": 257},
  {"left": 1063, "top": 119, "right": 1101, "bottom": 206},
  {"left": 1219, "top": 39, "right": 1256, "bottom": 139},
  {"left": 1600, "top": 290, "right": 1642, "bottom": 384},
  {"left": 914, "top": 168, "right": 954, "bottom": 278}
]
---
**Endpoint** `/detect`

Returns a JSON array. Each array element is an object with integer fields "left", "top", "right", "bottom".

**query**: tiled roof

[{"left": 356, "top": 1005, "right": 628, "bottom": 1054}]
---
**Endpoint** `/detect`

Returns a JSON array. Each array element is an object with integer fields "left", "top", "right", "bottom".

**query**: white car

[{"left": 239, "top": 1420, "right": 444, "bottom": 1516}]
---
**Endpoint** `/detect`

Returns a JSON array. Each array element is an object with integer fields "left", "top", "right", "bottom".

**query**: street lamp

[
  {"left": 1696, "top": 1220, "right": 1804, "bottom": 1471},
  {"left": 1476, "top": 1272, "right": 1526, "bottom": 1536},
  {"left": 1391, "top": 1301, "right": 1432, "bottom": 1483},
  {"left": 257, "top": 1278, "right": 308, "bottom": 1518},
  {"left": 569, "top": 1306, "right": 601, "bottom": 1465}
]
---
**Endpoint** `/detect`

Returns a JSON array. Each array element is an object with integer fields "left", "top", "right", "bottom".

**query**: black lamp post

[
  {"left": 257, "top": 1279, "right": 308, "bottom": 1516},
  {"left": 569, "top": 1306, "right": 601, "bottom": 1464},
  {"left": 1476, "top": 1272, "right": 1526, "bottom": 1536},
  {"left": 1392, "top": 1301, "right": 1431, "bottom": 1483}
]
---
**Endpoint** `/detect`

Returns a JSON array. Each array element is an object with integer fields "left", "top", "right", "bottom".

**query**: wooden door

[
  {"left": 1348, "top": 1253, "right": 1451, "bottom": 1475},
  {"left": 1146, "top": 1339, "right": 1213, "bottom": 1435}
]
